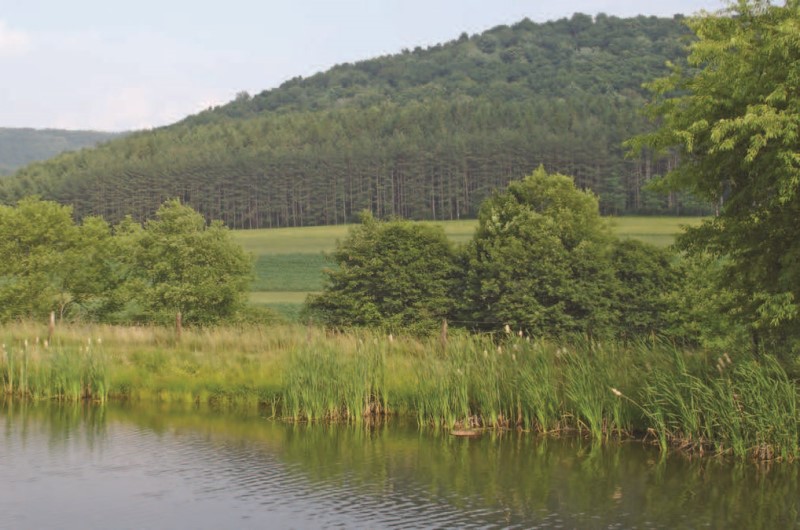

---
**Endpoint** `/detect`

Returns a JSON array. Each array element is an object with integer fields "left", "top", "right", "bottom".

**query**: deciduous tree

[
  {"left": 632, "top": 0, "right": 800, "bottom": 351},
  {"left": 461, "top": 166, "right": 617, "bottom": 336},
  {"left": 306, "top": 211, "right": 459, "bottom": 332},
  {"left": 130, "top": 199, "right": 253, "bottom": 325}
]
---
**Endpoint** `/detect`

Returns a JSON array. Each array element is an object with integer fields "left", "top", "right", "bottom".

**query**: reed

[
  {"left": 1, "top": 321, "right": 797, "bottom": 460},
  {"left": 281, "top": 332, "right": 387, "bottom": 422},
  {"left": 640, "top": 352, "right": 799, "bottom": 460},
  {"left": 0, "top": 337, "right": 109, "bottom": 401}
]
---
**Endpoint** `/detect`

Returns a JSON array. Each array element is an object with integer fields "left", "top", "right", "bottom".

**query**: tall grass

[
  {"left": 281, "top": 334, "right": 387, "bottom": 422},
  {"left": 1, "top": 337, "right": 108, "bottom": 401},
  {"left": 1, "top": 321, "right": 797, "bottom": 460},
  {"left": 641, "top": 353, "right": 799, "bottom": 460}
]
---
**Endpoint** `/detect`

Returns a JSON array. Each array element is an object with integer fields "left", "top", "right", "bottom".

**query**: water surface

[{"left": 1, "top": 402, "right": 798, "bottom": 529}]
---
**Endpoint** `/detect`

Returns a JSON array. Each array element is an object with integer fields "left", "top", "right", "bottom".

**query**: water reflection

[{"left": 0, "top": 401, "right": 798, "bottom": 529}]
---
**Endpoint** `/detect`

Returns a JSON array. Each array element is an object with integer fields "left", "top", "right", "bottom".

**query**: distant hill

[
  {"left": 0, "top": 13, "right": 710, "bottom": 227},
  {"left": 0, "top": 128, "right": 121, "bottom": 176}
]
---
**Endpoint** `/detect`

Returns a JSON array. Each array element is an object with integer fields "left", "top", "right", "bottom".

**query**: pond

[{"left": 1, "top": 401, "right": 798, "bottom": 529}]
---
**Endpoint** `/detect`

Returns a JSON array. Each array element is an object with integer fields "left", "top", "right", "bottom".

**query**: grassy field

[{"left": 234, "top": 216, "right": 704, "bottom": 319}]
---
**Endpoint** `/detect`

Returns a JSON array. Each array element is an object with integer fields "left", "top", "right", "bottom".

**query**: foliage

[
  {"left": 461, "top": 167, "right": 618, "bottom": 336},
  {"left": 610, "top": 239, "right": 682, "bottom": 340},
  {"left": 0, "top": 198, "right": 117, "bottom": 320},
  {"left": 660, "top": 253, "right": 749, "bottom": 350},
  {"left": 0, "top": 15, "right": 705, "bottom": 225},
  {"left": 0, "top": 198, "right": 253, "bottom": 325},
  {"left": 128, "top": 199, "right": 253, "bottom": 325},
  {"left": 631, "top": 0, "right": 800, "bottom": 353},
  {"left": 306, "top": 212, "right": 459, "bottom": 332}
]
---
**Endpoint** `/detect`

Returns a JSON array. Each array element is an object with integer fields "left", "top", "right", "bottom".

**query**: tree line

[
  {"left": 306, "top": 167, "right": 716, "bottom": 344},
  {"left": 0, "top": 14, "right": 709, "bottom": 226}
]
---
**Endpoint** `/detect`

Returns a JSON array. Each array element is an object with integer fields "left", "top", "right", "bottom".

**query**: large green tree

[
  {"left": 461, "top": 166, "right": 618, "bottom": 336},
  {"left": 632, "top": 0, "right": 800, "bottom": 350},
  {"left": 129, "top": 199, "right": 253, "bottom": 325},
  {"left": 0, "top": 198, "right": 121, "bottom": 321},
  {"left": 0, "top": 198, "right": 80, "bottom": 320},
  {"left": 306, "top": 212, "right": 459, "bottom": 332}
]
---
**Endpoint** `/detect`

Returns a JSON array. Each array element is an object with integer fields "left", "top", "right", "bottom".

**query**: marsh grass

[
  {"left": 640, "top": 353, "right": 799, "bottom": 460},
  {"left": 1, "top": 337, "right": 109, "bottom": 401},
  {"left": 282, "top": 336, "right": 387, "bottom": 422},
  {"left": 1, "top": 321, "right": 796, "bottom": 460}
]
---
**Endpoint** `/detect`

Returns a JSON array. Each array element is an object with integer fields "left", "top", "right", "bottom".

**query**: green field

[{"left": 234, "top": 216, "right": 704, "bottom": 319}]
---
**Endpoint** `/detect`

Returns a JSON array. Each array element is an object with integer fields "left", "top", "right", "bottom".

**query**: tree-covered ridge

[
  {"left": 0, "top": 14, "right": 705, "bottom": 227},
  {"left": 191, "top": 13, "right": 691, "bottom": 121},
  {"left": 0, "top": 128, "right": 121, "bottom": 176}
]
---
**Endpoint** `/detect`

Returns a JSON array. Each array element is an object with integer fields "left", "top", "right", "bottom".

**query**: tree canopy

[
  {"left": 306, "top": 212, "right": 458, "bottom": 332},
  {"left": 632, "top": 0, "right": 800, "bottom": 350},
  {"left": 461, "top": 166, "right": 618, "bottom": 336},
  {"left": 0, "top": 14, "right": 706, "bottom": 226},
  {"left": 0, "top": 197, "right": 252, "bottom": 325},
  {"left": 307, "top": 168, "right": 683, "bottom": 339},
  {"left": 128, "top": 199, "right": 253, "bottom": 324}
]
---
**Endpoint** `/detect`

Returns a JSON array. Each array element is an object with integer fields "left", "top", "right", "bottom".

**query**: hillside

[
  {"left": 0, "top": 13, "right": 709, "bottom": 227},
  {"left": 0, "top": 128, "right": 120, "bottom": 176}
]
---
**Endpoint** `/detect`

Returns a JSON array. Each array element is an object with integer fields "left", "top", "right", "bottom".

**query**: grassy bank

[
  {"left": 237, "top": 216, "right": 704, "bottom": 319},
  {"left": 1, "top": 322, "right": 796, "bottom": 460}
]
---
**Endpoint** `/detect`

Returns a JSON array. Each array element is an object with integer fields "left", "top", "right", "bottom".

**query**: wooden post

[
  {"left": 48, "top": 311, "right": 55, "bottom": 344},
  {"left": 440, "top": 319, "right": 448, "bottom": 351},
  {"left": 176, "top": 311, "right": 183, "bottom": 341}
]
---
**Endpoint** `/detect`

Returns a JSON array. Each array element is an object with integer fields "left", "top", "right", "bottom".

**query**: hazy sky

[{"left": 1, "top": 0, "right": 724, "bottom": 131}]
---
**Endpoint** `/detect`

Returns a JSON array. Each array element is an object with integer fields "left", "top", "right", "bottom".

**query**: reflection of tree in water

[{"left": 2, "top": 403, "right": 798, "bottom": 528}]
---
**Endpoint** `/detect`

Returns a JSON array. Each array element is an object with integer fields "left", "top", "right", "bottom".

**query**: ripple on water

[{"left": 1, "top": 405, "right": 799, "bottom": 529}]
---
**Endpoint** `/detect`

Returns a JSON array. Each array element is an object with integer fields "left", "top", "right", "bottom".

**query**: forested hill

[
  {"left": 0, "top": 128, "right": 120, "bottom": 176},
  {"left": 0, "top": 14, "right": 708, "bottom": 228}
]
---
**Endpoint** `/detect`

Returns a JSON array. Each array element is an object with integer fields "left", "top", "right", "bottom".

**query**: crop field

[{"left": 233, "top": 216, "right": 704, "bottom": 319}]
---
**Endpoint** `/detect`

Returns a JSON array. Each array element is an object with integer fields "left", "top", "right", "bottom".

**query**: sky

[{"left": 1, "top": 0, "right": 724, "bottom": 132}]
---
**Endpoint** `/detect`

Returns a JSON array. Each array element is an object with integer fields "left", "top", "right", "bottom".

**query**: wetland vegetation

[{"left": 2, "top": 322, "right": 798, "bottom": 461}]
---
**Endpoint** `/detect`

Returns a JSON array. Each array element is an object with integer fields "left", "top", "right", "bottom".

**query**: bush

[{"left": 306, "top": 212, "right": 459, "bottom": 333}]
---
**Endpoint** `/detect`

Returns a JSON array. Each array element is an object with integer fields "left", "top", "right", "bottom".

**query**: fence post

[
  {"left": 48, "top": 311, "right": 55, "bottom": 344},
  {"left": 176, "top": 311, "right": 182, "bottom": 341}
]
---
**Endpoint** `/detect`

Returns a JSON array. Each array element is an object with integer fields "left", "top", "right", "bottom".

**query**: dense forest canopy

[
  {"left": 0, "top": 13, "right": 709, "bottom": 227},
  {"left": 0, "top": 128, "right": 120, "bottom": 176}
]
